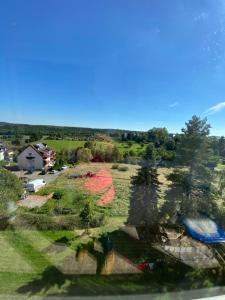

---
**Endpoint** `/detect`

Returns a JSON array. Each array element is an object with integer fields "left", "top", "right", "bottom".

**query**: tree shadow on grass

[
  {"left": 17, "top": 266, "right": 67, "bottom": 296},
  {"left": 109, "top": 229, "right": 149, "bottom": 261},
  {"left": 16, "top": 265, "right": 183, "bottom": 297},
  {"left": 16, "top": 229, "right": 194, "bottom": 297},
  {"left": 42, "top": 237, "right": 70, "bottom": 254},
  {"left": 55, "top": 236, "right": 70, "bottom": 245}
]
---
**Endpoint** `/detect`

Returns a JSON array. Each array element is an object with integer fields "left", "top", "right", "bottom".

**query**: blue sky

[{"left": 1, "top": 1, "right": 225, "bottom": 135}]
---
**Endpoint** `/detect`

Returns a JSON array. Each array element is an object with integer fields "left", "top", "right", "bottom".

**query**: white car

[
  {"left": 25, "top": 179, "right": 46, "bottom": 192},
  {"left": 61, "top": 165, "right": 68, "bottom": 170},
  {"left": 49, "top": 170, "right": 58, "bottom": 174}
]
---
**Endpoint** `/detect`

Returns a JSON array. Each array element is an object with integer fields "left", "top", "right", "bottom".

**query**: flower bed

[
  {"left": 84, "top": 169, "right": 115, "bottom": 205},
  {"left": 84, "top": 169, "right": 112, "bottom": 193},
  {"left": 98, "top": 185, "right": 115, "bottom": 206}
]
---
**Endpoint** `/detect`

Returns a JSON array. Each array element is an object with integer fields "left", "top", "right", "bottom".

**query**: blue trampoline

[{"left": 182, "top": 217, "right": 225, "bottom": 244}]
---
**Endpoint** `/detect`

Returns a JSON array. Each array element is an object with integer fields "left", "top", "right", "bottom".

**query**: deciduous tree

[{"left": 0, "top": 168, "right": 23, "bottom": 226}]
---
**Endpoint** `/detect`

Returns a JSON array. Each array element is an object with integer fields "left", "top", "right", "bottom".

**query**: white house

[
  {"left": 0, "top": 143, "right": 8, "bottom": 162},
  {"left": 17, "top": 143, "right": 56, "bottom": 172},
  {"left": 0, "top": 147, "right": 4, "bottom": 161}
]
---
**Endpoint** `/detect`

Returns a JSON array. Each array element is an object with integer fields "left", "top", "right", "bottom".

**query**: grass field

[
  {"left": 0, "top": 228, "right": 142, "bottom": 295},
  {"left": 35, "top": 163, "right": 172, "bottom": 225},
  {"left": 41, "top": 139, "right": 116, "bottom": 152},
  {"left": 40, "top": 139, "right": 86, "bottom": 151},
  {"left": 0, "top": 228, "right": 145, "bottom": 295},
  {"left": 0, "top": 228, "right": 220, "bottom": 297},
  {"left": 35, "top": 163, "right": 139, "bottom": 224},
  {"left": 40, "top": 139, "right": 146, "bottom": 156},
  {"left": 116, "top": 141, "right": 146, "bottom": 155},
  {"left": 17, "top": 162, "right": 172, "bottom": 238}
]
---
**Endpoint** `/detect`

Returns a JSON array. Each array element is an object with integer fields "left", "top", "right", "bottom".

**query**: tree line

[
  {"left": 2, "top": 121, "right": 225, "bottom": 165},
  {"left": 54, "top": 142, "right": 123, "bottom": 169},
  {"left": 53, "top": 128, "right": 225, "bottom": 169},
  {"left": 0, "top": 122, "right": 137, "bottom": 141}
]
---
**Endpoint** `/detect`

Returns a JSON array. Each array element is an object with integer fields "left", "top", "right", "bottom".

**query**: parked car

[
  {"left": 49, "top": 170, "right": 58, "bottom": 174},
  {"left": 61, "top": 165, "right": 68, "bottom": 170},
  {"left": 25, "top": 179, "right": 46, "bottom": 192},
  {"left": 85, "top": 171, "right": 96, "bottom": 178},
  {"left": 68, "top": 173, "right": 83, "bottom": 179},
  {"left": 26, "top": 170, "right": 33, "bottom": 175},
  {"left": 40, "top": 168, "right": 47, "bottom": 175}
]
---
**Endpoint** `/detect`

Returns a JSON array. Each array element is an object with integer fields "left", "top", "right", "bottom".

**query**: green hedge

[
  {"left": 111, "top": 164, "right": 119, "bottom": 169},
  {"left": 14, "top": 212, "right": 106, "bottom": 230},
  {"left": 14, "top": 213, "right": 81, "bottom": 230},
  {"left": 118, "top": 166, "right": 128, "bottom": 172},
  {"left": 0, "top": 217, "right": 10, "bottom": 230}
]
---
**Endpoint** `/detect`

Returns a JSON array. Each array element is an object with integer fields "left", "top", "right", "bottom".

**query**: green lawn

[
  {"left": 32, "top": 162, "right": 172, "bottom": 221},
  {"left": 116, "top": 141, "right": 146, "bottom": 155},
  {"left": 40, "top": 139, "right": 86, "bottom": 151},
  {"left": 40, "top": 139, "right": 146, "bottom": 156},
  {"left": 0, "top": 229, "right": 221, "bottom": 297},
  {"left": 36, "top": 163, "right": 138, "bottom": 218},
  {"left": 41, "top": 139, "right": 121, "bottom": 152}
]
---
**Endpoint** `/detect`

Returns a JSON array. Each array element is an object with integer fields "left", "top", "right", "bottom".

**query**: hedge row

[{"left": 13, "top": 212, "right": 105, "bottom": 230}]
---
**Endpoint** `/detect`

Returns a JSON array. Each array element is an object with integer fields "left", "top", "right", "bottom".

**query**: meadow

[
  {"left": 41, "top": 139, "right": 86, "bottom": 151},
  {"left": 35, "top": 163, "right": 139, "bottom": 220},
  {"left": 19, "top": 162, "right": 172, "bottom": 231},
  {"left": 41, "top": 138, "right": 146, "bottom": 155}
]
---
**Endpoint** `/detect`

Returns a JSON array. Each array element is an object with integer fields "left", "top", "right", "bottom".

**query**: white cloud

[
  {"left": 194, "top": 12, "right": 209, "bottom": 22},
  {"left": 204, "top": 102, "right": 225, "bottom": 115},
  {"left": 169, "top": 101, "right": 179, "bottom": 108}
]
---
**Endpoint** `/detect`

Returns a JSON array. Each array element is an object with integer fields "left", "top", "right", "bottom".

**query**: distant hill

[{"left": 0, "top": 121, "right": 144, "bottom": 140}]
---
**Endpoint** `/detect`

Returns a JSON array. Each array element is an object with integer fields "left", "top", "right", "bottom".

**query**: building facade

[
  {"left": 0, "top": 147, "right": 4, "bottom": 161},
  {"left": 17, "top": 144, "right": 56, "bottom": 171},
  {"left": 0, "top": 142, "right": 8, "bottom": 162}
]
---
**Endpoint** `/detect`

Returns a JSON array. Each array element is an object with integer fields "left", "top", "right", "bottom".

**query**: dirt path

[{"left": 17, "top": 193, "right": 53, "bottom": 208}]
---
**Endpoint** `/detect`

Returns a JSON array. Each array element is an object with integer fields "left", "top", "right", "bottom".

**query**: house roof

[
  {"left": 31, "top": 144, "right": 54, "bottom": 159},
  {"left": 28, "top": 145, "right": 45, "bottom": 158},
  {"left": 19, "top": 144, "right": 55, "bottom": 160}
]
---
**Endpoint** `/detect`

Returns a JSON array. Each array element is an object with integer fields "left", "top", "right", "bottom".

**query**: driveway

[{"left": 13, "top": 169, "right": 62, "bottom": 185}]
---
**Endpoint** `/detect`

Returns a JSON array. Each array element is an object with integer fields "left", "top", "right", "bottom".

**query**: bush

[
  {"left": 111, "top": 164, "right": 119, "bottom": 169},
  {"left": 129, "top": 149, "right": 136, "bottom": 156},
  {"left": 89, "top": 212, "right": 106, "bottom": 227},
  {"left": 118, "top": 166, "right": 128, "bottom": 172},
  {"left": 15, "top": 212, "right": 81, "bottom": 230},
  {"left": 15, "top": 205, "right": 106, "bottom": 230},
  {"left": 77, "top": 148, "right": 93, "bottom": 162},
  {"left": 57, "top": 215, "right": 81, "bottom": 230},
  {"left": 0, "top": 217, "right": 9, "bottom": 230},
  {"left": 53, "top": 191, "right": 63, "bottom": 200}
]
